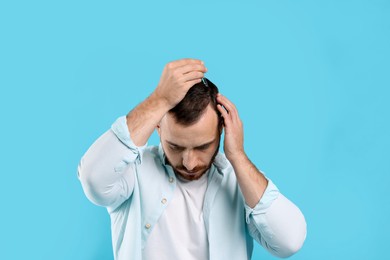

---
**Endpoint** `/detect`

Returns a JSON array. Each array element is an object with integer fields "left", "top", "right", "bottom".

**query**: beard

[{"left": 168, "top": 143, "right": 220, "bottom": 181}]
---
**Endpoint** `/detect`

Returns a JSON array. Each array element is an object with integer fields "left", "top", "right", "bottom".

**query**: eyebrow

[{"left": 166, "top": 139, "right": 216, "bottom": 149}]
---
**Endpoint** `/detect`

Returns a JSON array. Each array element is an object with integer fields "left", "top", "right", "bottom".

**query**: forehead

[{"left": 160, "top": 105, "right": 219, "bottom": 146}]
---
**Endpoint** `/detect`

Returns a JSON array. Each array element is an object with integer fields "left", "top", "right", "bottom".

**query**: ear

[
  {"left": 218, "top": 116, "right": 224, "bottom": 135},
  {"left": 219, "top": 125, "right": 224, "bottom": 136},
  {"left": 156, "top": 124, "right": 161, "bottom": 136}
]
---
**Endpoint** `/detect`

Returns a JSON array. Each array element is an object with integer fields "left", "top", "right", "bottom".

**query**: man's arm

[
  {"left": 79, "top": 59, "right": 207, "bottom": 209},
  {"left": 216, "top": 94, "right": 267, "bottom": 207},
  {"left": 217, "top": 94, "right": 306, "bottom": 257},
  {"left": 127, "top": 59, "right": 207, "bottom": 146}
]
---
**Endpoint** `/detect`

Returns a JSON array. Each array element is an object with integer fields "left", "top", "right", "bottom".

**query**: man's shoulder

[
  {"left": 141, "top": 145, "right": 160, "bottom": 157},
  {"left": 143, "top": 144, "right": 159, "bottom": 152},
  {"left": 139, "top": 145, "right": 164, "bottom": 165},
  {"left": 213, "top": 152, "right": 231, "bottom": 170},
  {"left": 213, "top": 152, "right": 237, "bottom": 180}
]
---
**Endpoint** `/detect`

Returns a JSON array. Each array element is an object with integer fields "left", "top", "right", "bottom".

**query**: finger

[
  {"left": 217, "top": 94, "right": 236, "bottom": 110},
  {"left": 182, "top": 71, "right": 205, "bottom": 83},
  {"left": 177, "top": 63, "right": 207, "bottom": 75},
  {"left": 217, "top": 104, "right": 232, "bottom": 128},
  {"left": 217, "top": 94, "right": 238, "bottom": 119},
  {"left": 184, "top": 78, "right": 203, "bottom": 88},
  {"left": 168, "top": 58, "right": 204, "bottom": 69}
]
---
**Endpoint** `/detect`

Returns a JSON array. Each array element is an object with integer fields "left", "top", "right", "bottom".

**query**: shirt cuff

[
  {"left": 245, "top": 178, "right": 280, "bottom": 223},
  {"left": 111, "top": 115, "right": 147, "bottom": 165}
]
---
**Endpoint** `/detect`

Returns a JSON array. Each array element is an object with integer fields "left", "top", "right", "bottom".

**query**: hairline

[{"left": 168, "top": 102, "right": 220, "bottom": 127}]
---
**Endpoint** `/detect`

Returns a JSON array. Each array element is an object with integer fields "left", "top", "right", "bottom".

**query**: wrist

[
  {"left": 150, "top": 90, "right": 173, "bottom": 111},
  {"left": 227, "top": 151, "right": 248, "bottom": 167}
]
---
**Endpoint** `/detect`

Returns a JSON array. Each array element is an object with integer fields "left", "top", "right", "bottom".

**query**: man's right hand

[{"left": 154, "top": 59, "right": 207, "bottom": 109}]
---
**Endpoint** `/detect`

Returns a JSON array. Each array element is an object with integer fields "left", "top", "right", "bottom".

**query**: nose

[{"left": 182, "top": 150, "right": 197, "bottom": 171}]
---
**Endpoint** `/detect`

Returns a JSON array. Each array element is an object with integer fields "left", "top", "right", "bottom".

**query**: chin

[{"left": 175, "top": 169, "right": 207, "bottom": 181}]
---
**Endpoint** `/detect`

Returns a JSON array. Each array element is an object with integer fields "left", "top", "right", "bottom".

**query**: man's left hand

[{"left": 216, "top": 94, "right": 246, "bottom": 164}]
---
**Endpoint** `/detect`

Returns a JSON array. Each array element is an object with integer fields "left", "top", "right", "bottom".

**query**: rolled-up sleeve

[
  {"left": 78, "top": 116, "right": 145, "bottom": 211},
  {"left": 245, "top": 179, "right": 307, "bottom": 258}
]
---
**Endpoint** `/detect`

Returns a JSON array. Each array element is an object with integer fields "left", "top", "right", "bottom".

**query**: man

[{"left": 78, "top": 58, "right": 307, "bottom": 260}]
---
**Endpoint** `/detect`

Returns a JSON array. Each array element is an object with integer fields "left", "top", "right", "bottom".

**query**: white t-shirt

[{"left": 143, "top": 172, "right": 209, "bottom": 260}]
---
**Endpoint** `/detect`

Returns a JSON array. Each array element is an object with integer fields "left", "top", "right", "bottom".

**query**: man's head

[{"left": 157, "top": 78, "right": 222, "bottom": 181}]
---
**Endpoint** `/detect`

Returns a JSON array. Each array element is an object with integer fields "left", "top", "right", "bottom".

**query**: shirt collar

[{"left": 158, "top": 143, "right": 168, "bottom": 165}]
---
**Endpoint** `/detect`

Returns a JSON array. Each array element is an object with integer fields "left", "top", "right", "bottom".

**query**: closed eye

[
  {"left": 168, "top": 144, "right": 184, "bottom": 152},
  {"left": 195, "top": 144, "right": 211, "bottom": 151},
  {"left": 166, "top": 140, "right": 215, "bottom": 152}
]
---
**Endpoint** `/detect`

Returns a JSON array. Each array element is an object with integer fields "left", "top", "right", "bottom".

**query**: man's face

[{"left": 157, "top": 105, "right": 221, "bottom": 181}]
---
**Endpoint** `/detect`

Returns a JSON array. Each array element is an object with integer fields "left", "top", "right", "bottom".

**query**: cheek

[
  {"left": 164, "top": 149, "right": 182, "bottom": 165},
  {"left": 199, "top": 148, "right": 217, "bottom": 164},
  {"left": 202, "top": 151, "right": 214, "bottom": 161}
]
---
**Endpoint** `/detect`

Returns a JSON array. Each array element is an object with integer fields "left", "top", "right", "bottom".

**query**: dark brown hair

[{"left": 169, "top": 78, "right": 222, "bottom": 127}]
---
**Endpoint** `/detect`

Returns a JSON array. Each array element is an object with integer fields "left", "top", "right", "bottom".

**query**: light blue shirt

[{"left": 78, "top": 116, "right": 307, "bottom": 260}]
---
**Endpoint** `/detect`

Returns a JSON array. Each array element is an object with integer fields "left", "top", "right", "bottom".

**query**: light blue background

[{"left": 1, "top": 0, "right": 389, "bottom": 259}]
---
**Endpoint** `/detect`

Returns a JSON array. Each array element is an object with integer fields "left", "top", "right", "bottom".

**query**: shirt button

[
  {"left": 169, "top": 177, "right": 174, "bottom": 183},
  {"left": 145, "top": 223, "right": 151, "bottom": 229},
  {"left": 161, "top": 198, "right": 167, "bottom": 204}
]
